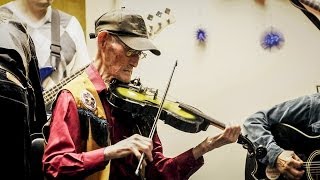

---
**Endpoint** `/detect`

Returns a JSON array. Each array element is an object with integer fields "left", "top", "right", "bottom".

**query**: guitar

[
  {"left": 42, "top": 8, "right": 176, "bottom": 110},
  {"left": 42, "top": 64, "right": 88, "bottom": 107},
  {"left": 245, "top": 123, "right": 320, "bottom": 180}
]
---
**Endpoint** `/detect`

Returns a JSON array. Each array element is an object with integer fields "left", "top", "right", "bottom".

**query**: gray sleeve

[{"left": 243, "top": 93, "right": 319, "bottom": 166}]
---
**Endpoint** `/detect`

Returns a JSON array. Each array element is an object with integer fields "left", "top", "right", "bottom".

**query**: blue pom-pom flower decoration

[
  {"left": 195, "top": 28, "right": 207, "bottom": 42},
  {"left": 260, "top": 27, "right": 284, "bottom": 50}
]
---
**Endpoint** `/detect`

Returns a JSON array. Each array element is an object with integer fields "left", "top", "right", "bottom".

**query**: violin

[
  {"left": 106, "top": 78, "right": 267, "bottom": 160},
  {"left": 107, "top": 78, "right": 208, "bottom": 133}
]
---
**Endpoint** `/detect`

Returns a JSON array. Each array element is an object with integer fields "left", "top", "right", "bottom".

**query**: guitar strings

[
  {"left": 43, "top": 64, "right": 89, "bottom": 104},
  {"left": 302, "top": 161, "right": 320, "bottom": 174}
]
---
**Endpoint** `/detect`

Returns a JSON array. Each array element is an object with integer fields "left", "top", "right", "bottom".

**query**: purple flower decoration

[
  {"left": 196, "top": 28, "right": 207, "bottom": 42},
  {"left": 260, "top": 27, "right": 285, "bottom": 50}
]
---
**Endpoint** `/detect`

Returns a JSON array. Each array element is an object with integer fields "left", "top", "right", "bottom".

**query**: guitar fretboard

[{"left": 43, "top": 64, "right": 89, "bottom": 105}]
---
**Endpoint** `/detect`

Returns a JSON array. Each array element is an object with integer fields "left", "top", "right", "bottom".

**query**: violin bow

[{"left": 135, "top": 60, "right": 178, "bottom": 176}]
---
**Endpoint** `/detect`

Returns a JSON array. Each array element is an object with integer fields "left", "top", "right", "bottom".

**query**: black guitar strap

[
  {"left": 291, "top": 0, "right": 320, "bottom": 30},
  {"left": 50, "top": 8, "right": 61, "bottom": 70}
]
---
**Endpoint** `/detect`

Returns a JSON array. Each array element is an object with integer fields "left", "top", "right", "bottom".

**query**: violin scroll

[{"left": 238, "top": 134, "right": 267, "bottom": 160}]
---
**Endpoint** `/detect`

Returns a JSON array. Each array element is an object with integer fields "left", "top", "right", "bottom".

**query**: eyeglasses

[
  {"left": 126, "top": 49, "right": 147, "bottom": 59},
  {"left": 113, "top": 35, "right": 147, "bottom": 59}
]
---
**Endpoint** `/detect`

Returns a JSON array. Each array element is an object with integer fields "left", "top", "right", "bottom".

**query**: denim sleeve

[{"left": 243, "top": 93, "right": 320, "bottom": 166}]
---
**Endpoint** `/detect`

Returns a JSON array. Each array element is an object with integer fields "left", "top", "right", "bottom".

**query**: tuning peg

[
  {"left": 148, "top": 25, "right": 154, "bottom": 37},
  {"left": 255, "top": 145, "right": 267, "bottom": 159},
  {"left": 161, "top": 8, "right": 175, "bottom": 25},
  {"left": 165, "top": 8, "right": 171, "bottom": 15},
  {"left": 147, "top": 14, "right": 153, "bottom": 21},
  {"left": 156, "top": 11, "right": 162, "bottom": 17}
]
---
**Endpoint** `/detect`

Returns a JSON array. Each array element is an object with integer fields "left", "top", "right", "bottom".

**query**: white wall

[{"left": 86, "top": 0, "right": 320, "bottom": 179}]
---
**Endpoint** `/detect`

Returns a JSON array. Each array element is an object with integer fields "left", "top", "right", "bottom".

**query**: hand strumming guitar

[{"left": 276, "top": 150, "right": 305, "bottom": 180}]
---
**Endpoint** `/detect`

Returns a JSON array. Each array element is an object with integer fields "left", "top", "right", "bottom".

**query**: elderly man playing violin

[{"left": 42, "top": 8, "right": 241, "bottom": 180}]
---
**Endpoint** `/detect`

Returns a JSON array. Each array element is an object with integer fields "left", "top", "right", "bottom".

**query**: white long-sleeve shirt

[{"left": 4, "top": 2, "right": 91, "bottom": 91}]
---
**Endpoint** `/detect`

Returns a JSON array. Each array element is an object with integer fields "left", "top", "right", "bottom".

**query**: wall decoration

[
  {"left": 317, "top": 85, "right": 320, "bottom": 93},
  {"left": 260, "top": 26, "right": 285, "bottom": 51},
  {"left": 195, "top": 28, "right": 207, "bottom": 43}
]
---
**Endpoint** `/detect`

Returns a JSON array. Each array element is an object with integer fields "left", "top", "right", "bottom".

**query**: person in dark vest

[
  {"left": 42, "top": 8, "right": 241, "bottom": 180},
  {"left": 0, "top": 8, "right": 47, "bottom": 180}
]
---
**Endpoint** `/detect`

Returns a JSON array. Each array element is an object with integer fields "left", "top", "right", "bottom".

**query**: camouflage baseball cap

[{"left": 91, "top": 8, "right": 161, "bottom": 56}]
